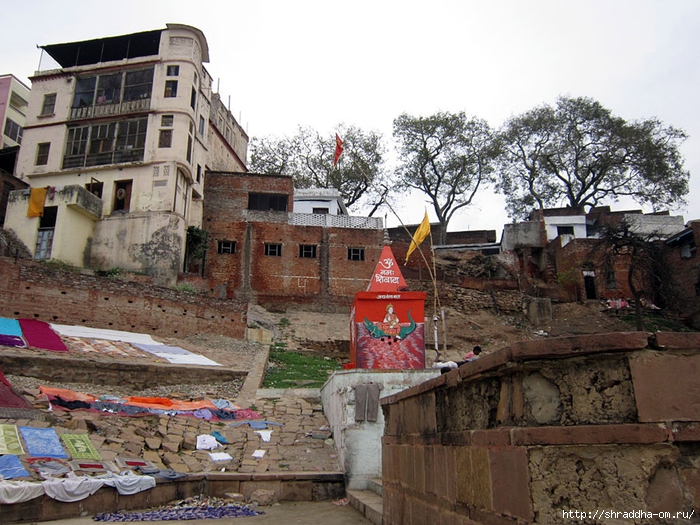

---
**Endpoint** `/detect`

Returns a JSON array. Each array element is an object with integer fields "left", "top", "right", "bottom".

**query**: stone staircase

[{"left": 347, "top": 478, "right": 383, "bottom": 525}]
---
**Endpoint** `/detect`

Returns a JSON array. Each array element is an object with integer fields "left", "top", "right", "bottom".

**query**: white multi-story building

[
  {"left": 0, "top": 74, "right": 30, "bottom": 149},
  {"left": 5, "top": 24, "right": 247, "bottom": 285}
]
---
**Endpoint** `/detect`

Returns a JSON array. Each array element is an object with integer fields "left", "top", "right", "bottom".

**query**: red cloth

[
  {"left": 0, "top": 368, "right": 32, "bottom": 409},
  {"left": 19, "top": 319, "right": 69, "bottom": 352}
]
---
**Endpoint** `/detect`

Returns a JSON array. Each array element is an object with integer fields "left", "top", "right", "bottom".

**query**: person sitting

[{"left": 462, "top": 345, "right": 482, "bottom": 362}]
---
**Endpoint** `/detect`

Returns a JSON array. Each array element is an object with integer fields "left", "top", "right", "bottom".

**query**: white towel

[
  {"left": 42, "top": 475, "right": 105, "bottom": 502},
  {"left": 0, "top": 480, "right": 45, "bottom": 504}
]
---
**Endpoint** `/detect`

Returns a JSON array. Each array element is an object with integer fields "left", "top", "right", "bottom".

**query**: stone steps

[{"left": 347, "top": 478, "right": 383, "bottom": 525}]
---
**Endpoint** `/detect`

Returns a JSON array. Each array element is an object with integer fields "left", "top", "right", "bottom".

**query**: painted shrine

[{"left": 349, "top": 245, "right": 426, "bottom": 369}]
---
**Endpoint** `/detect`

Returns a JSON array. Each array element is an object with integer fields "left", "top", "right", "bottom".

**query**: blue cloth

[
  {"left": 0, "top": 318, "right": 22, "bottom": 338},
  {"left": 18, "top": 426, "right": 68, "bottom": 458},
  {"left": 0, "top": 454, "right": 29, "bottom": 479},
  {"left": 92, "top": 504, "right": 262, "bottom": 521},
  {"left": 229, "top": 420, "right": 284, "bottom": 429}
]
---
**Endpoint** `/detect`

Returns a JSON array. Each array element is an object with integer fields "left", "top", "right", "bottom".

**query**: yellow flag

[{"left": 405, "top": 210, "right": 430, "bottom": 263}]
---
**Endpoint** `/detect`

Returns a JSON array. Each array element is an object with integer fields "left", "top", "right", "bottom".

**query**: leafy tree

[
  {"left": 393, "top": 112, "right": 498, "bottom": 245},
  {"left": 248, "top": 125, "right": 389, "bottom": 213},
  {"left": 595, "top": 219, "right": 677, "bottom": 331},
  {"left": 496, "top": 96, "right": 690, "bottom": 220}
]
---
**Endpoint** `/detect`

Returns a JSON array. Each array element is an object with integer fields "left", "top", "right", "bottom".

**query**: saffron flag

[
  {"left": 333, "top": 133, "right": 344, "bottom": 167},
  {"left": 405, "top": 210, "right": 431, "bottom": 264}
]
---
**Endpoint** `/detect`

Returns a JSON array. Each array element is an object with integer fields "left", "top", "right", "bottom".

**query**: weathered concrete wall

[
  {"left": 321, "top": 369, "right": 440, "bottom": 490},
  {"left": 0, "top": 257, "right": 246, "bottom": 340},
  {"left": 381, "top": 331, "right": 700, "bottom": 524}
]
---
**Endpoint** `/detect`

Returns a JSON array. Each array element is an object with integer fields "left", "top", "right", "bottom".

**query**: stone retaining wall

[
  {"left": 0, "top": 353, "right": 245, "bottom": 388},
  {"left": 0, "top": 257, "right": 246, "bottom": 340},
  {"left": 381, "top": 331, "right": 700, "bottom": 524},
  {"left": 0, "top": 472, "right": 345, "bottom": 524}
]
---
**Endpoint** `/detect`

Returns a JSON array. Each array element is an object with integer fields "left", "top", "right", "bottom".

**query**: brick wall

[
  {"left": 0, "top": 257, "right": 246, "bottom": 339},
  {"left": 203, "top": 171, "right": 386, "bottom": 311},
  {"left": 381, "top": 331, "right": 700, "bottom": 524}
]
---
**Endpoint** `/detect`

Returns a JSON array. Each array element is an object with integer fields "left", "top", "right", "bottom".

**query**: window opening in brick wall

[
  {"left": 299, "top": 245, "right": 317, "bottom": 258},
  {"left": 265, "top": 243, "right": 282, "bottom": 257},
  {"left": 248, "top": 193, "right": 288, "bottom": 212},
  {"left": 348, "top": 248, "right": 365, "bottom": 261},
  {"left": 217, "top": 241, "right": 236, "bottom": 254}
]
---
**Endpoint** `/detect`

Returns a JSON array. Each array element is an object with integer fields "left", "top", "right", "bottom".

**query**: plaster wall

[
  {"left": 501, "top": 221, "right": 544, "bottom": 251},
  {"left": 90, "top": 211, "right": 185, "bottom": 285},
  {"left": 321, "top": 369, "right": 439, "bottom": 490},
  {"left": 543, "top": 214, "right": 587, "bottom": 241}
]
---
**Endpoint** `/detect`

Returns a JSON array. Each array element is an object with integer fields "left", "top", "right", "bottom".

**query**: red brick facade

[
  {"left": 0, "top": 257, "right": 246, "bottom": 339},
  {"left": 202, "top": 172, "right": 386, "bottom": 311}
]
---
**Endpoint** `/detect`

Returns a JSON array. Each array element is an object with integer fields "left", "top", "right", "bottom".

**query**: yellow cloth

[
  {"left": 27, "top": 187, "right": 47, "bottom": 217},
  {"left": 405, "top": 210, "right": 431, "bottom": 263}
]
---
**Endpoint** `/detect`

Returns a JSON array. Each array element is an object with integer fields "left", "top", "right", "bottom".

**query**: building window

[
  {"left": 164, "top": 80, "right": 178, "bottom": 98},
  {"left": 113, "top": 180, "right": 132, "bottom": 213},
  {"left": 36, "top": 143, "right": 50, "bottom": 165},
  {"left": 248, "top": 193, "right": 288, "bottom": 212},
  {"left": 557, "top": 226, "right": 575, "bottom": 236},
  {"left": 190, "top": 87, "right": 197, "bottom": 109},
  {"left": 348, "top": 248, "right": 365, "bottom": 261},
  {"left": 86, "top": 181, "right": 103, "bottom": 198},
  {"left": 41, "top": 94, "right": 57, "bottom": 116},
  {"left": 167, "top": 65, "right": 180, "bottom": 76},
  {"left": 606, "top": 269, "right": 618, "bottom": 289},
  {"left": 35, "top": 206, "right": 57, "bottom": 260},
  {"left": 313, "top": 207, "right": 329, "bottom": 214},
  {"left": 96, "top": 73, "right": 122, "bottom": 104},
  {"left": 299, "top": 245, "right": 317, "bottom": 258},
  {"left": 217, "top": 241, "right": 236, "bottom": 254},
  {"left": 158, "top": 129, "right": 173, "bottom": 148},
  {"left": 3, "top": 119, "right": 22, "bottom": 143},
  {"left": 196, "top": 164, "right": 202, "bottom": 183},
  {"left": 72, "top": 68, "right": 154, "bottom": 112},
  {"left": 199, "top": 116, "right": 205, "bottom": 136},
  {"left": 161, "top": 115, "right": 174, "bottom": 127},
  {"left": 265, "top": 243, "right": 282, "bottom": 257},
  {"left": 63, "top": 117, "right": 147, "bottom": 168}
]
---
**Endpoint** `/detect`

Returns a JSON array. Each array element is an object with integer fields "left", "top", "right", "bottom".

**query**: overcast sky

[{"left": 3, "top": 0, "right": 699, "bottom": 235}]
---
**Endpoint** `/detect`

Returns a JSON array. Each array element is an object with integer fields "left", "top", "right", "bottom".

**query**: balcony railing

[
  {"left": 70, "top": 98, "right": 151, "bottom": 120},
  {"left": 241, "top": 210, "right": 383, "bottom": 229}
]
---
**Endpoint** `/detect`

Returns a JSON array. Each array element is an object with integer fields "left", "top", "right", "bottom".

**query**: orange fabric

[
  {"left": 125, "top": 396, "right": 216, "bottom": 411},
  {"left": 39, "top": 386, "right": 96, "bottom": 403},
  {"left": 28, "top": 187, "right": 47, "bottom": 218}
]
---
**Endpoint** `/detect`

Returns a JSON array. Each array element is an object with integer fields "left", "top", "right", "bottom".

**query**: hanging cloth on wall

[
  {"left": 27, "top": 187, "right": 48, "bottom": 218},
  {"left": 354, "top": 383, "right": 382, "bottom": 422}
]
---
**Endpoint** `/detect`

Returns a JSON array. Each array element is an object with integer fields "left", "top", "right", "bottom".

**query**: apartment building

[
  {"left": 0, "top": 74, "right": 30, "bottom": 149},
  {"left": 4, "top": 24, "right": 247, "bottom": 285}
]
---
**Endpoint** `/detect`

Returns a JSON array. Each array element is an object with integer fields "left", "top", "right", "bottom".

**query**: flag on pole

[
  {"left": 333, "top": 133, "right": 344, "bottom": 167},
  {"left": 405, "top": 210, "right": 430, "bottom": 264}
]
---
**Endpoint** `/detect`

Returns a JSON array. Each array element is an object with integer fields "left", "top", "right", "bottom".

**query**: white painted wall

[{"left": 320, "top": 369, "right": 440, "bottom": 490}]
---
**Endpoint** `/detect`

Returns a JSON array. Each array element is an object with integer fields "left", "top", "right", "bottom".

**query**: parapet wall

[
  {"left": 381, "top": 331, "right": 700, "bottom": 524},
  {"left": 0, "top": 257, "right": 246, "bottom": 340}
]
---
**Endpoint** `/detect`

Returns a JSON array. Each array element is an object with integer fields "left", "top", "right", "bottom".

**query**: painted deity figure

[{"left": 382, "top": 304, "right": 401, "bottom": 337}]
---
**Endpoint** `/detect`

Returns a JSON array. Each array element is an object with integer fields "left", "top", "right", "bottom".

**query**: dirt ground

[{"left": 250, "top": 300, "right": 635, "bottom": 366}]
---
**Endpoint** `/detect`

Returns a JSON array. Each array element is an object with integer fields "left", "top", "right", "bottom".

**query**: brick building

[{"left": 201, "top": 171, "right": 386, "bottom": 311}]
